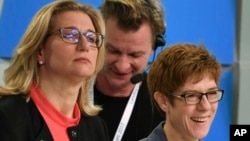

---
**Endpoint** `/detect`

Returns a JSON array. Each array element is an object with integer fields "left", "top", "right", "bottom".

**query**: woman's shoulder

[
  {"left": 0, "top": 94, "right": 42, "bottom": 140},
  {"left": 0, "top": 94, "right": 30, "bottom": 121},
  {"left": 0, "top": 94, "right": 27, "bottom": 107}
]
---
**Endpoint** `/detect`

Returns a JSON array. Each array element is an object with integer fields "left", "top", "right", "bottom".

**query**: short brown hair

[{"left": 148, "top": 43, "right": 222, "bottom": 111}]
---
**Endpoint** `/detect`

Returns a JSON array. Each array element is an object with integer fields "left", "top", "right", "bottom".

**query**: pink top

[{"left": 30, "top": 83, "right": 81, "bottom": 141}]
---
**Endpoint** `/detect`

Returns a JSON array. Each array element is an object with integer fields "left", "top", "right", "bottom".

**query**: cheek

[
  {"left": 44, "top": 40, "right": 73, "bottom": 62},
  {"left": 171, "top": 104, "right": 193, "bottom": 120},
  {"left": 168, "top": 105, "right": 189, "bottom": 128},
  {"left": 137, "top": 55, "right": 151, "bottom": 68},
  {"left": 43, "top": 47, "right": 55, "bottom": 63},
  {"left": 90, "top": 51, "right": 99, "bottom": 66},
  {"left": 105, "top": 53, "right": 115, "bottom": 63},
  {"left": 211, "top": 103, "right": 219, "bottom": 115},
  {"left": 45, "top": 48, "right": 72, "bottom": 65}
]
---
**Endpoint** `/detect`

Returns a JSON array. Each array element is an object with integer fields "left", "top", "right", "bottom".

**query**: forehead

[
  {"left": 52, "top": 11, "right": 95, "bottom": 31},
  {"left": 178, "top": 75, "right": 217, "bottom": 92},
  {"left": 105, "top": 18, "right": 153, "bottom": 51}
]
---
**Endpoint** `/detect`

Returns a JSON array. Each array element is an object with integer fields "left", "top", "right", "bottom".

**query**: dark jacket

[
  {"left": 0, "top": 94, "right": 110, "bottom": 141},
  {"left": 139, "top": 121, "right": 166, "bottom": 141}
]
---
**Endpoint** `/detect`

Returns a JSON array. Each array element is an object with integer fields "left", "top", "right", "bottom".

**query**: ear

[
  {"left": 37, "top": 47, "right": 45, "bottom": 65},
  {"left": 154, "top": 91, "right": 169, "bottom": 113}
]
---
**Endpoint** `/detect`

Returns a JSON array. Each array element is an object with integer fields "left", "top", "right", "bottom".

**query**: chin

[
  {"left": 110, "top": 77, "right": 129, "bottom": 87},
  {"left": 76, "top": 71, "right": 94, "bottom": 78},
  {"left": 193, "top": 130, "right": 209, "bottom": 139}
]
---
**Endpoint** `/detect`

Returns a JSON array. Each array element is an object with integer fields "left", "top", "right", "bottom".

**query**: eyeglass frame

[
  {"left": 49, "top": 27, "right": 104, "bottom": 48},
  {"left": 170, "top": 89, "right": 224, "bottom": 105}
]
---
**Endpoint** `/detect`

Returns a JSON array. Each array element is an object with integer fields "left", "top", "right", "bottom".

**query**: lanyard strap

[{"left": 113, "top": 82, "right": 141, "bottom": 141}]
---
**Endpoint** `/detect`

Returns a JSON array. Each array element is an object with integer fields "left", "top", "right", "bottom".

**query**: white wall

[
  {"left": 236, "top": 0, "right": 250, "bottom": 124},
  {"left": 0, "top": 59, "right": 9, "bottom": 86}
]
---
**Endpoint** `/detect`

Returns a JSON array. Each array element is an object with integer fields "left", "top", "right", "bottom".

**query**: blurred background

[{"left": 0, "top": 0, "right": 249, "bottom": 140}]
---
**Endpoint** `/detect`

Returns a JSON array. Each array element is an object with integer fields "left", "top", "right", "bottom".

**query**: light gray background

[{"left": 234, "top": 0, "right": 250, "bottom": 124}]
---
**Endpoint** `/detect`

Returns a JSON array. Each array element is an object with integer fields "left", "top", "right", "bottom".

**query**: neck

[{"left": 39, "top": 80, "right": 80, "bottom": 118}]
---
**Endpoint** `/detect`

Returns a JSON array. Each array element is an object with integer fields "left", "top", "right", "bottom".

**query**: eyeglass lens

[
  {"left": 60, "top": 28, "right": 102, "bottom": 48},
  {"left": 185, "top": 90, "right": 223, "bottom": 104}
]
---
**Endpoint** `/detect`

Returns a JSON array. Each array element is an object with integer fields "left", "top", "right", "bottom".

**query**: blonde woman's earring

[{"left": 38, "top": 61, "right": 43, "bottom": 64}]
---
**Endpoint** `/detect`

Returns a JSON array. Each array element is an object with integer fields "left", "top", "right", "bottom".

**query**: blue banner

[{"left": 0, "top": 0, "right": 102, "bottom": 58}]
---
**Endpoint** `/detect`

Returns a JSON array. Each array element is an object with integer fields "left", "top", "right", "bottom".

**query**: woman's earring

[{"left": 38, "top": 61, "right": 43, "bottom": 64}]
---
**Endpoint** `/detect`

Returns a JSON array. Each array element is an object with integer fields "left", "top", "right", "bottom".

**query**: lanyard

[
  {"left": 113, "top": 82, "right": 141, "bottom": 141},
  {"left": 89, "top": 82, "right": 141, "bottom": 141}
]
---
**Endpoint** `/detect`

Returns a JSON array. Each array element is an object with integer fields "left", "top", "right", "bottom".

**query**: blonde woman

[{"left": 0, "top": 0, "right": 109, "bottom": 141}]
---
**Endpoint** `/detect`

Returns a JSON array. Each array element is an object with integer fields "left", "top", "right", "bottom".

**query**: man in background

[{"left": 93, "top": 0, "right": 166, "bottom": 140}]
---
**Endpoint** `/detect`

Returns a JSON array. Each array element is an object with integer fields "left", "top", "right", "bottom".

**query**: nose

[
  {"left": 76, "top": 36, "right": 89, "bottom": 51},
  {"left": 115, "top": 55, "right": 131, "bottom": 73},
  {"left": 197, "top": 95, "right": 211, "bottom": 110}
]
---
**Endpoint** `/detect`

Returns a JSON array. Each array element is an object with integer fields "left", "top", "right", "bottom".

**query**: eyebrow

[
  {"left": 106, "top": 43, "right": 146, "bottom": 54},
  {"left": 58, "top": 26, "right": 96, "bottom": 33},
  {"left": 180, "top": 87, "right": 219, "bottom": 93}
]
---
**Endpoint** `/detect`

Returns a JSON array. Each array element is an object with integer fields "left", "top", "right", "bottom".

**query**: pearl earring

[{"left": 38, "top": 61, "right": 43, "bottom": 64}]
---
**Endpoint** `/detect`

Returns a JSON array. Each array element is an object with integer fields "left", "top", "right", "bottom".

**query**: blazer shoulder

[
  {"left": 0, "top": 94, "right": 27, "bottom": 106},
  {"left": 0, "top": 94, "right": 28, "bottom": 115}
]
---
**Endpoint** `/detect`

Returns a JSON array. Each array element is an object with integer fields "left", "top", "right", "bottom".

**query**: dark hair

[{"left": 100, "top": 0, "right": 166, "bottom": 49}]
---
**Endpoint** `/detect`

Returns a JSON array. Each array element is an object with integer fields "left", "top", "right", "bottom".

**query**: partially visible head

[
  {"left": 98, "top": 0, "right": 165, "bottom": 89},
  {"left": 101, "top": 0, "right": 165, "bottom": 50},
  {"left": 147, "top": 43, "right": 222, "bottom": 139},
  {"left": 3, "top": 0, "right": 105, "bottom": 115}
]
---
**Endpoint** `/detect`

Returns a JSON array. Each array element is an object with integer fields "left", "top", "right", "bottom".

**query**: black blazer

[{"left": 0, "top": 94, "right": 110, "bottom": 141}]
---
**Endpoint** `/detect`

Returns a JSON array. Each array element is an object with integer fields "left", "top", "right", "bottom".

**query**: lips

[
  {"left": 191, "top": 116, "right": 209, "bottom": 122},
  {"left": 74, "top": 57, "right": 90, "bottom": 63}
]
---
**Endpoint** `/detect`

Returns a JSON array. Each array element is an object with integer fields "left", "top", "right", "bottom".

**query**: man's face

[{"left": 102, "top": 18, "right": 154, "bottom": 88}]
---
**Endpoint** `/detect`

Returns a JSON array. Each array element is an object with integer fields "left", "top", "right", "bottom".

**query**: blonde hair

[{"left": 0, "top": 0, "right": 105, "bottom": 116}]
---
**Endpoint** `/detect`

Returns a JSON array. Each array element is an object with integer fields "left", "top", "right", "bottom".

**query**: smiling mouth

[{"left": 191, "top": 117, "right": 209, "bottom": 122}]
